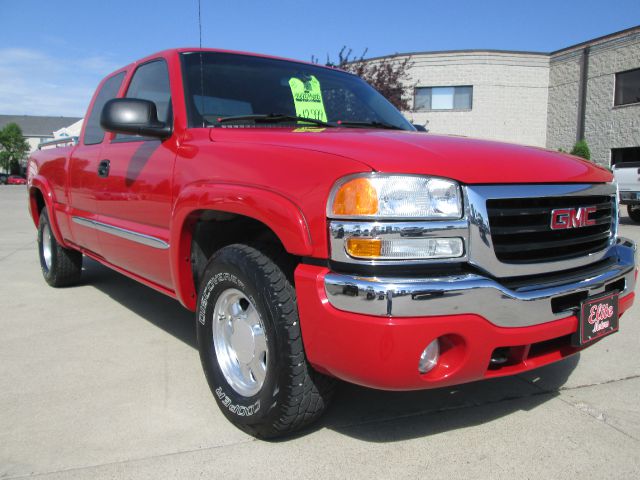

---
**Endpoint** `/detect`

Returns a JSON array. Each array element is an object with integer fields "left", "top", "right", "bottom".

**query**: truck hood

[{"left": 210, "top": 128, "right": 612, "bottom": 184}]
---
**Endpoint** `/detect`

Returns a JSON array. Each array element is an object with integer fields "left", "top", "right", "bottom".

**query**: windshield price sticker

[{"left": 288, "top": 75, "right": 328, "bottom": 123}]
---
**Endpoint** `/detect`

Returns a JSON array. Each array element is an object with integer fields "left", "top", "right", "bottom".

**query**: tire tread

[
  {"left": 627, "top": 205, "right": 640, "bottom": 224},
  {"left": 38, "top": 211, "right": 82, "bottom": 287},
  {"left": 208, "top": 244, "right": 335, "bottom": 438}
]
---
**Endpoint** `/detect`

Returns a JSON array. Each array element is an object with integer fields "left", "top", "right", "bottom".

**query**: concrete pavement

[{"left": 0, "top": 185, "right": 638, "bottom": 479}]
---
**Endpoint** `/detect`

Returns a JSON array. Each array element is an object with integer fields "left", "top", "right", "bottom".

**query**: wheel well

[
  {"left": 29, "top": 188, "right": 46, "bottom": 225},
  {"left": 188, "top": 210, "right": 298, "bottom": 292}
]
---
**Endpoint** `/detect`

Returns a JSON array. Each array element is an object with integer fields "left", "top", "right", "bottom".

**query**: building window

[
  {"left": 612, "top": 147, "right": 640, "bottom": 166},
  {"left": 614, "top": 68, "right": 640, "bottom": 106},
  {"left": 414, "top": 86, "right": 472, "bottom": 111}
]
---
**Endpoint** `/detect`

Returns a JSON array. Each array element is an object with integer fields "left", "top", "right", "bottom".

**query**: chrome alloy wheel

[
  {"left": 212, "top": 288, "right": 268, "bottom": 396},
  {"left": 42, "top": 222, "right": 53, "bottom": 271}
]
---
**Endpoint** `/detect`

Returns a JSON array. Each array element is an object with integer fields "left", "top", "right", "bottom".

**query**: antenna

[
  {"left": 197, "top": 0, "right": 205, "bottom": 126},
  {"left": 198, "top": 0, "right": 202, "bottom": 48}
]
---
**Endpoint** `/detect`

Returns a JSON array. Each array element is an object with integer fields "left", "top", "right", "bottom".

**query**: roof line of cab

[{"left": 101, "top": 47, "right": 351, "bottom": 82}]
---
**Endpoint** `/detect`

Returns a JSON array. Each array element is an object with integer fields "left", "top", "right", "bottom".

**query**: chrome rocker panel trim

[
  {"left": 324, "top": 237, "right": 636, "bottom": 328},
  {"left": 72, "top": 217, "right": 170, "bottom": 250}
]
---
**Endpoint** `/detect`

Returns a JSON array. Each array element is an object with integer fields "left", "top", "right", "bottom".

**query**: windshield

[{"left": 180, "top": 51, "right": 414, "bottom": 130}]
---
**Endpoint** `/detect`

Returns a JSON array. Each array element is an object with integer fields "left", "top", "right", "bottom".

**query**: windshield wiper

[
  {"left": 336, "top": 120, "right": 405, "bottom": 130},
  {"left": 214, "top": 114, "right": 335, "bottom": 128}
]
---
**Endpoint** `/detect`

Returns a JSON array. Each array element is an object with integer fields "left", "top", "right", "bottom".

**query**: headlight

[{"left": 328, "top": 174, "right": 462, "bottom": 219}]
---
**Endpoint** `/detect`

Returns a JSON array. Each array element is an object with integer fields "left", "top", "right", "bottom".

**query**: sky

[{"left": 1, "top": 0, "right": 638, "bottom": 117}]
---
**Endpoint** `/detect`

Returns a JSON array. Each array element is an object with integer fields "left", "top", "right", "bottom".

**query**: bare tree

[{"left": 314, "top": 47, "right": 414, "bottom": 111}]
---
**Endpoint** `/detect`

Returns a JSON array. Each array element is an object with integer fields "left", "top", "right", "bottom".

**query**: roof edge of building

[
  {"left": 550, "top": 24, "right": 640, "bottom": 55},
  {"left": 361, "top": 49, "right": 549, "bottom": 62},
  {"left": 359, "top": 25, "right": 640, "bottom": 63}
]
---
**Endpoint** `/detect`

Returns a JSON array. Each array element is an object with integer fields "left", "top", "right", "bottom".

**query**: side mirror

[
  {"left": 412, "top": 124, "right": 428, "bottom": 132},
  {"left": 101, "top": 98, "right": 172, "bottom": 138}
]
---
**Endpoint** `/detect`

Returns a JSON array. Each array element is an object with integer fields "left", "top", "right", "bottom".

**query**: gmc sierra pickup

[{"left": 27, "top": 48, "right": 637, "bottom": 438}]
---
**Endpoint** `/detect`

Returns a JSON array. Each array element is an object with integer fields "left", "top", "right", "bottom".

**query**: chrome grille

[{"left": 487, "top": 195, "right": 614, "bottom": 263}]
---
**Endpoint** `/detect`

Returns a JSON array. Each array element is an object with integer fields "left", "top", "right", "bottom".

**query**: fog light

[{"left": 418, "top": 339, "right": 440, "bottom": 374}]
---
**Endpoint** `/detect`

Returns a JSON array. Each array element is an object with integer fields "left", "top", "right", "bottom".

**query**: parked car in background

[
  {"left": 7, "top": 175, "right": 27, "bottom": 185},
  {"left": 614, "top": 162, "right": 640, "bottom": 223},
  {"left": 0, "top": 173, "right": 8, "bottom": 185}
]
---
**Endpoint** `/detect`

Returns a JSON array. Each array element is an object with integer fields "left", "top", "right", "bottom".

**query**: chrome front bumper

[{"left": 324, "top": 238, "right": 637, "bottom": 328}]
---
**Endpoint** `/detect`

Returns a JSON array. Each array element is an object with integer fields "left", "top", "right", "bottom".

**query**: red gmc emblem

[{"left": 550, "top": 206, "right": 597, "bottom": 230}]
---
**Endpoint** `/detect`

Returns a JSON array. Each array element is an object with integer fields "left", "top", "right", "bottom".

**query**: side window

[
  {"left": 83, "top": 72, "right": 126, "bottom": 145},
  {"left": 126, "top": 59, "right": 172, "bottom": 123},
  {"left": 114, "top": 59, "right": 172, "bottom": 141}
]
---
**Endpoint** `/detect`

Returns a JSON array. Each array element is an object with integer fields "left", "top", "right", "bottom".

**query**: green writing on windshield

[{"left": 288, "top": 75, "right": 328, "bottom": 123}]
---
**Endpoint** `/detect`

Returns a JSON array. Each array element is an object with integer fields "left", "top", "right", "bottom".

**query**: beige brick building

[
  {"left": 548, "top": 28, "right": 640, "bottom": 165},
  {"left": 369, "top": 26, "right": 640, "bottom": 167},
  {"left": 404, "top": 50, "right": 550, "bottom": 148}
]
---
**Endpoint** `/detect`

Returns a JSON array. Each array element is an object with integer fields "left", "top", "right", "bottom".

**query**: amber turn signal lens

[
  {"left": 345, "top": 238, "right": 382, "bottom": 258},
  {"left": 332, "top": 178, "right": 378, "bottom": 216}
]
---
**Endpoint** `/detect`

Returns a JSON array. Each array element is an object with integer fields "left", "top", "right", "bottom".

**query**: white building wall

[
  {"left": 25, "top": 137, "right": 42, "bottom": 153},
  {"left": 399, "top": 51, "right": 550, "bottom": 147},
  {"left": 53, "top": 118, "right": 84, "bottom": 139}
]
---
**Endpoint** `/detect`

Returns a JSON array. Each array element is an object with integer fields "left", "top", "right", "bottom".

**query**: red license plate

[{"left": 577, "top": 292, "right": 619, "bottom": 346}]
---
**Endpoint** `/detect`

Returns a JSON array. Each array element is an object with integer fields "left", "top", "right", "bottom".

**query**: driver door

[{"left": 93, "top": 59, "right": 176, "bottom": 289}]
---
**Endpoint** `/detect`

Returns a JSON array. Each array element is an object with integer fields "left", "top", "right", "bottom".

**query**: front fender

[{"left": 171, "top": 182, "right": 313, "bottom": 310}]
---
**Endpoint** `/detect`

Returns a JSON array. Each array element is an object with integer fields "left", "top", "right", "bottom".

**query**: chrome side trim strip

[
  {"left": 324, "top": 237, "right": 636, "bottom": 327},
  {"left": 72, "top": 217, "right": 170, "bottom": 250}
]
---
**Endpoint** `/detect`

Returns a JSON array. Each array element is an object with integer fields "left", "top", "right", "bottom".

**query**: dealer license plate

[{"left": 576, "top": 292, "right": 619, "bottom": 346}]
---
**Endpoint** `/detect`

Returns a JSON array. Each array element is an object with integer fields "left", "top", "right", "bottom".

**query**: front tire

[
  {"left": 196, "top": 244, "right": 335, "bottom": 438},
  {"left": 38, "top": 210, "right": 82, "bottom": 287},
  {"left": 627, "top": 205, "right": 640, "bottom": 223}
]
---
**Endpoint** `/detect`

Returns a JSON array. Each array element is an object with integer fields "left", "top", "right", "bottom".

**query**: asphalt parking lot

[{"left": 0, "top": 185, "right": 638, "bottom": 479}]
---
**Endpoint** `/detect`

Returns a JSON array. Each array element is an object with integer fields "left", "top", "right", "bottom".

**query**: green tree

[
  {"left": 0, "top": 123, "right": 30, "bottom": 174},
  {"left": 313, "top": 47, "right": 414, "bottom": 111},
  {"left": 570, "top": 139, "right": 591, "bottom": 161}
]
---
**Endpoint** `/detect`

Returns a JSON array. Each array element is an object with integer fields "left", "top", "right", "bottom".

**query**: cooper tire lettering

[
  {"left": 199, "top": 272, "right": 245, "bottom": 325},
  {"left": 213, "top": 385, "right": 261, "bottom": 417},
  {"left": 196, "top": 244, "right": 334, "bottom": 438}
]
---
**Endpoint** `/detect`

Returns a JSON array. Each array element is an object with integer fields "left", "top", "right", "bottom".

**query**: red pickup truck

[{"left": 27, "top": 48, "right": 637, "bottom": 438}]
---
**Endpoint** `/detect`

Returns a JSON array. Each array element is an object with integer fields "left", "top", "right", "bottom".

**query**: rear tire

[
  {"left": 38, "top": 210, "right": 82, "bottom": 287},
  {"left": 628, "top": 205, "right": 640, "bottom": 224},
  {"left": 196, "top": 244, "right": 335, "bottom": 438}
]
